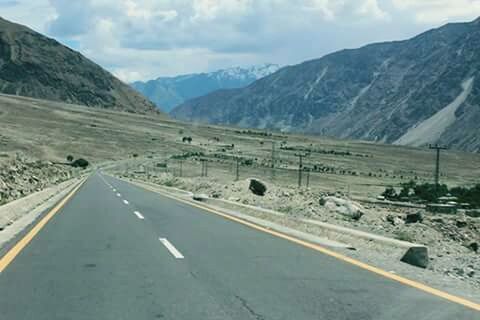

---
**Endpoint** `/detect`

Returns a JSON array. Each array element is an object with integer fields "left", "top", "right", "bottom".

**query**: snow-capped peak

[{"left": 209, "top": 63, "right": 281, "bottom": 81}]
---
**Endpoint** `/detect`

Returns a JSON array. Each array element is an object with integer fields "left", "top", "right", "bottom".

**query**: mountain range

[
  {"left": 0, "top": 17, "right": 157, "bottom": 114},
  {"left": 131, "top": 64, "right": 280, "bottom": 112},
  {"left": 171, "top": 18, "right": 480, "bottom": 152}
]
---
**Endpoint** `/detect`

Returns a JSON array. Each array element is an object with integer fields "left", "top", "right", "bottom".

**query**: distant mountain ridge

[
  {"left": 172, "top": 18, "right": 480, "bottom": 152},
  {"left": 131, "top": 64, "right": 280, "bottom": 112},
  {"left": 0, "top": 17, "right": 158, "bottom": 114}
]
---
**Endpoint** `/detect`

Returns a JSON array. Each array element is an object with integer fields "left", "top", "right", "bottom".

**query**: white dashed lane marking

[
  {"left": 133, "top": 211, "right": 145, "bottom": 220},
  {"left": 159, "top": 238, "right": 184, "bottom": 259}
]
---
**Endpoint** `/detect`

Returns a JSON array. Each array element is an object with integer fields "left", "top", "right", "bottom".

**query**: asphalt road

[{"left": 0, "top": 173, "right": 478, "bottom": 319}]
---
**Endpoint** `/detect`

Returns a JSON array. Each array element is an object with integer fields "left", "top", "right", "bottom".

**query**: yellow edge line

[
  {"left": 0, "top": 178, "right": 87, "bottom": 273},
  {"left": 133, "top": 180, "right": 480, "bottom": 312}
]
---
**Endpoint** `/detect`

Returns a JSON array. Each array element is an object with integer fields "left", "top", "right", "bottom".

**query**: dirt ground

[{"left": 1, "top": 93, "right": 479, "bottom": 198}]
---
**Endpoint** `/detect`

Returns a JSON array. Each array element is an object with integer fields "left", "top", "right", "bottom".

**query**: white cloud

[
  {"left": 0, "top": 0, "right": 478, "bottom": 82},
  {"left": 0, "top": 0, "right": 55, "bottom": 33},
  {"left": 358, "top": 0, "right": 390, "bottom": 20},
  {"left": 392, "top": 0, "right": 480, "bottom": 23},
  {"left": 191, "top": 0, "right": 252, "bottom": 21}
]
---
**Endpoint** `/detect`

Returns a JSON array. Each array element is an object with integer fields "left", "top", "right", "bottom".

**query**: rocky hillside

[
  {"left": 172, "top": 18, "right": 480, "bottom": 152},
  {"left": 132, "top": 64, "right": 280, "bottom": 112},
  {"left": 0, "top": 153, "right": 82, "bottom": 205},
  {"left": 0, "top": 17, "right": 158, "bottom": 114}
]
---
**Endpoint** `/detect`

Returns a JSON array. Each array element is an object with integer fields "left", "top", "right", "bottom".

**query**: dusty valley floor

[{"left": 0, "top": 94, "right": 479, "bottom": 300}]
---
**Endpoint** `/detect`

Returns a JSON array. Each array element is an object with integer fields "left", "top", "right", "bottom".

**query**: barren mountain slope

[
  {"left": 172, "top": 18, "right": 480, "bottom": 152},
  {"left": 0, "top": 17, "right": 159, "bottom": 114}
]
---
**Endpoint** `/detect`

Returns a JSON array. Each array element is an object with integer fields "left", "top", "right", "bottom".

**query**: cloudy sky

[{"left": 1, "top": 0, "right": 480, "bottom": 82}]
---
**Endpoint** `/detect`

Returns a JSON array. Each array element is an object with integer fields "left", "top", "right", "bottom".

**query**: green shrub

[
  {"left": 414, "top": 183, "right": 448, "bottom": 202},
  {"left": 71, "top": 158, "right": 89, "bottom": 169},
  {"left": 382, "top": 187, "right": 397, "bottom": 200},
  {"left": 450, "top": 184, "right": 480, "bottom": 208}
]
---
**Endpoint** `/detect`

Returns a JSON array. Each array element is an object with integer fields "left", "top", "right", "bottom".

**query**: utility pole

[
  {"left": 429, "top": 144, "right": 447, "bottom": 197},
  {"left": 295, "top": 153, "right": 309, "bottom": 188},
  {"left": 235, "top": 157, "right": 240, "bottom": 181},
  {"left": 305, "top": 167, "right": 310, "bottom": 188},
  {"left": 271, "top": 141, "right": 276, "bottom": 181},
  {"left": 200, "top": 159, "right": 206, "bottom": 177}
]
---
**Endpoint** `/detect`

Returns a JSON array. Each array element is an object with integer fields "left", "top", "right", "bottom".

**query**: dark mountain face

[
  {"left": 172, "top": 18, "right": 480, "bottom": 152},
  {"left": 0, "top": 17, "right": 158, "bottom": 114},
  {"left": 131, "top": 64, "right": 280, "bottom": 112}
]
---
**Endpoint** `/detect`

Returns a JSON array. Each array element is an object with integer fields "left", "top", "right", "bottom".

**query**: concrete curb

[
  {"left": 119, "top": 177, "right": 353, "bottom": 250},
  {"left": 0, "top": 176, "right": 86, "bottom": 249},
  {"left": 209, "top": 197, "right": 428, "bottom": 268},
  {"left": 119, "top": 176, "right": 429, "bottom": 268}
]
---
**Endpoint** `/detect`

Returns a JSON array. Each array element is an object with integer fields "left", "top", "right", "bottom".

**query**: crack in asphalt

[{"left": 235, "top": 295, "right": 265, "bottom": 320}]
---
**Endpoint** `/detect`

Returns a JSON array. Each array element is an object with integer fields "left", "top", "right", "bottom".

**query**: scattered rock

[
  {"left": 456, "top": 220, "right": 467, "bottom": 228},
  {"left": 386, "top": 214, "right": 404, "bottom": 226},
  {"left": 210, "top": 190, "right": 221, "bottom": 198},
  {"left": 249, "top": 179, "right": 267, "bottom": 196},
  {"left": 431, "top": 217, "right": 444, "bottom": 224},
  {"left": 400, "top": 246, "right": 429, "bottom": 268},
  {"left": 192, "top": 194, "right": 208, "bottom": 202},
  {"left": 464, "top": 241, "right": 478, "bottom": 253},
  {"left": 405, "top": 211, "right": 423, "bottom": 224},
  {"left": 0, "top": 155, "right": 80, "bottom": 206},
  {"left": 324, "top": 197, "right": 364, "bottom": 221},
  {"left": 281, "top": 191, "right": 291, "bottom": 197},
  {"left": 453, "top": 267, "right": 465, "bottom": 276},
  {"left": 319, "top": 197, "right": 326, "bottom": 206}
]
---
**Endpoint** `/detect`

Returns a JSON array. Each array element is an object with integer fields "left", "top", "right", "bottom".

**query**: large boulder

[
  {"left": 405, "top": 211, "right": 423, "bottom": 224},
  {"left": 249, "top": 179, "right": 267, "bottom": 196},
  {"left": 323, "top": 196, "right": 364, "bottom": 220},
  {"left": 400, "top": 246, "right": 429, "bottom": 268},
  {"left": 192, "top": 194, "right": 208, "bottom": 202}
]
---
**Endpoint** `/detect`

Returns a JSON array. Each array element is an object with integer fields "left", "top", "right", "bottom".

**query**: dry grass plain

[{"left": 0, "top": 93, "right": 479, "bottom": 198}]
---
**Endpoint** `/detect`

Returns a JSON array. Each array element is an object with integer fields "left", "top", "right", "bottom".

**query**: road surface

[{"left": 0, "top": 173, "right": 478, "bottom": 319}]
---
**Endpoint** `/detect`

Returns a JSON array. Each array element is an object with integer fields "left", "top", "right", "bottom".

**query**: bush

[
  {"left": 398, "top": 180, "right": 416, "bottom": 198},
  {"left": 380, "top": 181, "right": 473, "bottom": 205},
  {"left": 242, "top": 159, "right": 254, "bottom": 166},
  {"left": 66, "top": 155, "right": 74, "bottom": 162},
  {"left": 450, "top": 184, "right": 480, "bottom": 208},
  {"left": 382, "top": 187, "right": 397, "bottom": 200},
  {"left": 71, "top": 158, "right": 89, "bottom": 169},
  {"left": 163, "top": 179, "right": 177, "bottom": 187},
  {"left": 171, "top": 152, "right": 204, "bottom": 160},
  {"left": 414, "top": 183, "right": 448, "bottom": 202}
]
